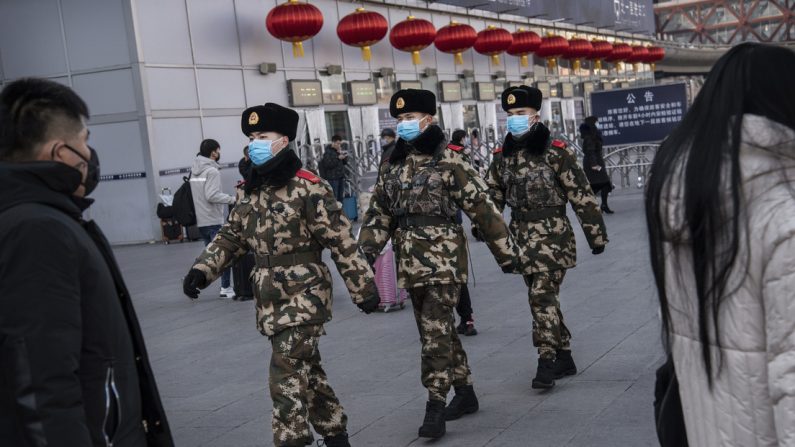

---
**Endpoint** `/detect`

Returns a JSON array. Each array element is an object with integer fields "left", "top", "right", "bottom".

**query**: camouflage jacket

[
  {"left": 485, "top": 132, "right": 608, "bottom": 273},
  {"left": 359, "top": 125, "right": 518, "bottom": 288},
  {"left": 192, "top": 160, "right": 376, "bottom": 336}
]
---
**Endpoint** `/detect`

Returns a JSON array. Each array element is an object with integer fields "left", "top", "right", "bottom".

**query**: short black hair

[
  {"left": 331, "top": 135, "right": 343, "bottom": 142},
  {"left": 451, "top": 129, "right": 467, "bottom": 146},
  {"left": 199, "top": 139, "right": 220, "bottom": 157},
  {"left": 0, "top": 78, "right": 89, "bottom": 161}
]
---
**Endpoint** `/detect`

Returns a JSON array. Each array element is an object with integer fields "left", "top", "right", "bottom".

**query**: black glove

[
  {"left": 364, "top": 252, "right": 377, "bottom": 270},
  {"left": 501, "top": 258, "right": 521, "bottom": 274},
  {"left": 183, "top": 269, "right": 207, "bottom": 299},
  {"left": 471, "top": 225, "right": 484, "bottom": 242},
  {"left": 357, "top": 293, "right": 380, "bottom": 314},
  {"left": 592, "top": 246, "right": 605, "bottom": 255}
]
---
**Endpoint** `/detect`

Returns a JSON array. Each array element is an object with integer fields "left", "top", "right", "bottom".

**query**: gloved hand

[
  {"left": 471, "top": 225, "right": 484, "bottom": 242},
  {"left": 183, "top": 269, "right": 207, "bottom": 299},
  {"left": 364, "top": 252, "right": 377, "bottom": 270},
  {"left": 592, "top": 246, "right": 605, "bottom": 255},
  {"left": 501, "top": 258, "right": 520, "bottom": 274},
  {"left": 357, "top": 293, "right": 380, "bottom": 314}
]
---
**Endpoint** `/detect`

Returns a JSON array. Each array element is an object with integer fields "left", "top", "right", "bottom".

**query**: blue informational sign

[{"left": 589, "top": 83, "right": 688, "bottom": 146}]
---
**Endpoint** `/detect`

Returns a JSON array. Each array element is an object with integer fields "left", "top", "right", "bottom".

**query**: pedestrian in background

[
  {"left": 319, "top": 134, "right": 348, "bottom": 203},
  {"left": 0, "top": 78, "right": 173, "bottom": 446},
  {"left": 189, "top": 138, "right": 237, "bottom": 299},
  {"left": 646, "top": 42, "right": 795, "bottom": 446},
  {"left": 580, "top": 116, "right": 614, "bottom": 213},
  {"left": 183, "top": 103, "right": 379, "bottom": 447},
  {"left": 379, "top": 128, "right": 396, "bottom": 165},
  {"left": 486, "top": 85, "right": 608, "bottom": 390}
]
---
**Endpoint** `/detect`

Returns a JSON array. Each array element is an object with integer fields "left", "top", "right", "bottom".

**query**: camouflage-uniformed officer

[
  {"left": 358, "top": 89, "right": 520, "bottom": 440},
  {"left": 182, "top": 103, "right": 380, "bottom": 447},
  {"left": 485, "top": 86, "right": 608, "bottom": 389}
]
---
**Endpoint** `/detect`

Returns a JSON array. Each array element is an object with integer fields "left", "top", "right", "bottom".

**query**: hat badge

[
  {"left": 248, "top": 112, "right": 259, "bottom": 125},
  {"left": 396, "top": 97, "right": 405, "bottom": 109},
  {"left": 507, "top": 94, "right": 516, "bottom": 105}
]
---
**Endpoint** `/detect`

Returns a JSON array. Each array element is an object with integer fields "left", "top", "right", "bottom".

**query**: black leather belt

[
  {"left": 397, "top": 215, "right": 453, "bottom": 229},
  {"left": 511, "top": 206, "right": 566, "bottom": 221},
  {"left": 255, "top": 251, "right": 322, "bottom": 268}
]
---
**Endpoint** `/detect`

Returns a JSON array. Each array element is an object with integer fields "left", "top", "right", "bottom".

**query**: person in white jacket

[
  {"left": 190, "top": 138, "right": 237, "bottom": 298},
  {"left": 646, "top": 42, "right": 795, "bottom": 446}
]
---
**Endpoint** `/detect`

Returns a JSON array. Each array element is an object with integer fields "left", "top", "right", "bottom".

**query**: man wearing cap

[
  {"left": 181, "top": 103, "right": 380, "bottom": 447},
  {"left": 358, "top": 89, "right": 520, "bottom": 439},
  {"left": 486, "top": 86, "right": 608, "bottom": 389}
]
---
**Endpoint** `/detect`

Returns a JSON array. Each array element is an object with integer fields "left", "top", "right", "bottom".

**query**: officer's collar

[
  {"left": 390, "top": 125, "right": 445, "bottom": 164},
  {"left": 245, "top": 148, "right": 302, "bottom": 192},
  {"left": 502, "top": 123, "right": 550, "bottom": 157}
]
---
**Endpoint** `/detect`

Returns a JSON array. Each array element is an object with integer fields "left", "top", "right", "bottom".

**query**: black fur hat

[
  {"left": 241, "top": 103, "right": 299, "bottom": 141},
  {"left": 501, "top": 85, "right": 542, "bottom": 112},
  {"left": 390, "top": 89, "right": 437, "bottom": 118}
]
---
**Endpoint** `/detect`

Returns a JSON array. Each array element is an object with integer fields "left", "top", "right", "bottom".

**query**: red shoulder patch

[
  {"left": 493, "top": 147, "right": 503, "bottom": 154},
  {"left": 551, "top": 139, "right": 566, "bottom": 149},
  {"left": 296, "top": 169, "right": 320, "bottom": 184},
  {"left": 446, "top": 143, "right": 464, "bottom": 152}
]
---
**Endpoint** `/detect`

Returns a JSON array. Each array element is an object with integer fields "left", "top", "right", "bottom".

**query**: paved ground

[{"left": 116, "top": 189, "right": 662, "bottom": 447}]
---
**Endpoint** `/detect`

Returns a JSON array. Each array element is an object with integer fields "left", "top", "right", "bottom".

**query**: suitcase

[
  {"left": 160, "top": 219, "right": 183, "bottom": 244},
  {"left": 233, "top": 252, "right": 256, "bottom": 301},
  {"left": 373, "top": 244, "right": 407, "bottom": 312},
  {"left": 342, "top": 195, "right": 358, "bottom": 222}
]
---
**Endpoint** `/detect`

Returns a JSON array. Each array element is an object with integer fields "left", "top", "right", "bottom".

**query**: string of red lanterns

[
  {"left": 563, "top": 38, "right": 593, "bottom": 71},
  {"left": 535, "top": 34, "right": 569, "bottom": 70},
  {"left": 588, "top": 40, "right": 613, "bottom": 71},
  {"left": 266, "top": 0, "right": 323, "bottom": 58},
  {"left": 507, "top": 28, "right": 541, "bottom": 67},
  {"left": 336, "top": 8, "right": 388, "bottom": 62},
  {"left": 389, "top": 16, "right": 436, "bottom": 65},
  {"left": 434, "top": 21, "right": 478, "bottom": 65},
  {"left": 474, "top": 25, "right": 513, "bottom": 66}
]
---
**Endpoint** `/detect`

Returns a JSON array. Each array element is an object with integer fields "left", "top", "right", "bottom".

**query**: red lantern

[
  {"left": 337, "top": 8, "right": 388, "bottom": 62},
  {"left": 507, "top": 28, "right": 541, "bottom": 67},
  {"left": 627, "top": 45, "right": 650, "bottom": 70},
  {"left": 266, "top": 0, "right": 323, "bottom": 58},
  {"left": 474, "top": 25, "right": 513, "bottom": 66},
  {"left": 434, "top": 21, "right": 477, "bottom": 65},
  {"left": 588, "top": 40, "right": 613, "bottom": 70},
  {"left": 563, "top": 38, "right": 593, "bottom": 71},
  {"left": 607, "top": 43, "right": 633, "bottom": 68},
  {"left": 536, "top": 35, "right": 569, "bottom": 70},
  {"left": 389, "top": 16, "right": 436, "bottom": 65},
  {"left": 645, "top": 46, "right": 665, "bottom": 70}
]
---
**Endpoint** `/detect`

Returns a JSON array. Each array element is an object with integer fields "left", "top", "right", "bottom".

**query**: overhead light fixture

[{"left": 258, "top": 63, "right": 277, "bottom": 75}]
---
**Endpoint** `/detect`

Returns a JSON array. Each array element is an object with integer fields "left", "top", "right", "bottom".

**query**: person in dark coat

[
  {"left": 0, "top": 78, "right": 173, "bottom": 447},
  {"left": 379, "top": 128, "right": 396, "bottom": 165},
  {"left": 319, "top": 134, "right": 348, "bottom": 202},
  {"left": 580, "top": 116, "right": 614, "bottom": 213}
]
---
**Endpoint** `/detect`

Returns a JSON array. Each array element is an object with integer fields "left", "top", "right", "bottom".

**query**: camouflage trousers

[
  {"left": 523, "top": 269, "right": 572, "bottom": 360},
  {"left": 269, "top": 325, "right": 347, "bottom": 446},
  {"left": 409, "top": 284, "right": 473, "bottom": 402}
]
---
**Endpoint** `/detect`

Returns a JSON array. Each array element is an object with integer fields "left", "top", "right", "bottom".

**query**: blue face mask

[
  {"left": 506, "top": 115, "right": 531, "bottom": 136},
  {"left": 397, "top": 119, "right": 422, "bottom": 142},
  {"left": 248, "top": 139, "right": 273, "bottom": 166}
]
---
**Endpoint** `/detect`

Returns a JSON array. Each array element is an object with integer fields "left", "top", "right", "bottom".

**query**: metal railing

[{"left": 557, "top": 133, "right": 658, "bottom": 189}]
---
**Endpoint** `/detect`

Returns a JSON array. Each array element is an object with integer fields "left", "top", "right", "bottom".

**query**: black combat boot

[
  {"left": 322, "top": 432, "right": 351, "bottom": 447},
  {"left": 418, "top": 399, "right": 446, "bottom": 438},
  {"left": 445, "top": 384, "right": 479, "bottom": 420},
  {"left": 532, "top": 358, "right": 556, "bottom": 389},
  {"left": 456, "top": 319, "right": 478, "bottom": 336},
  {"left": 554, "top": 349, "right": 577, "bottom": 379}
]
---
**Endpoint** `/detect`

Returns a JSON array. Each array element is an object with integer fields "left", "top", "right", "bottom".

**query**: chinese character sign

[{"left": 589, "top": 83, "right": 688, "bottom": 146}]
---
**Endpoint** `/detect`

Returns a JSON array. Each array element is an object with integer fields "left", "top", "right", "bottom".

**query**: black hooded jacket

[{"left": 0, "top": 162, "right": 173, "bottom": 447}]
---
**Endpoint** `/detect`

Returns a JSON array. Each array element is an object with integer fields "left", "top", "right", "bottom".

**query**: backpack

[{"left": 172, "top": 171, "right": 196, "bottom": 226}]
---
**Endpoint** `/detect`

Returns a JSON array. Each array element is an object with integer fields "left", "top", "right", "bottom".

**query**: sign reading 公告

[{"left": 589, "top": 83, "right": 688, "bottom": 146}]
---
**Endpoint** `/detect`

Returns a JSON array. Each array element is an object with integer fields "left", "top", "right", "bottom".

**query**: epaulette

[
  {"left": 296, "top": 169, "right": 321, "bottom": 184},
  {"left": 493, "top": 147, "right": 503, "bottom": 154},
  {"left": 446, "top": 143, "right": 464, "bottom": 152},
  {"left": 551, "top": 139, "right": 566, "bottom": 149}
]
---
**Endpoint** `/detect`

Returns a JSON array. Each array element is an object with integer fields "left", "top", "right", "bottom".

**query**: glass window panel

[
  {"left": 319, "top": 73, "right": 345, "bottom": 105},
  {"left": 705, "top": 6, "right": 738, "bottom": 25},
  {"left": 460, "top": 78, "right": 474, "bottom": 101},
  {"left": 376, "top": 74, "right": 395, "bottom": 105},
  {"left": 749, "top": 0, "right": 784, "bottom": 19}
]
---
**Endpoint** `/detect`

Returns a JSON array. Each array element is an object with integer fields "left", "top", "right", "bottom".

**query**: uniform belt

[
  {"left": 511, "top": 206, "right": 566, "bottom": 221},
  {"left": 255, "top": 251, "right": 322, "bottom": 268},
  {"left": 397, "top": 215, "right": 453, "bottom": 229}
]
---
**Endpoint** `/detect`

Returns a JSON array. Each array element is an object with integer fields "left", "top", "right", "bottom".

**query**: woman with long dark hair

[
  {"left": 646, "top": 42, "right": 795, "bottom": 445},
  {"left": 580, "top": 116, "right": 613, "bottom": 213}
]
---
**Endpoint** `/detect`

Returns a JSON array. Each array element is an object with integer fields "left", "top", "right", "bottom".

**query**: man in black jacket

[
  {"left": 318, "top": 134, "right": 348, "bottom": 202},
  {"left": 0, "top": 78, "right": 173, "bottom": 446}
]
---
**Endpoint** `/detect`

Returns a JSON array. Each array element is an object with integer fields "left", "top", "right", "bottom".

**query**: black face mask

[{"left": 55, "top": 144, "right": 101, "bottom": 195}]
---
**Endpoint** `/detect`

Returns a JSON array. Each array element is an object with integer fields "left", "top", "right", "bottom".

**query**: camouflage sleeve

[
  {"left": 192, "top": 205, "right": 249, "bottom": 283},
  {"left": 358, "top": 163, "right": 395, "bottom": 258},
  {"left": 447, "top": 153, "right": 518, "bottom": 268},
  {"left": 305, "top": 182, "right": 377, "bottom": 304},
  {"left": 554, "top": 148, "right": 609, "bottom": 249},
  {"left": 484, "top": 155, "right": 506, "bottom": 212}
]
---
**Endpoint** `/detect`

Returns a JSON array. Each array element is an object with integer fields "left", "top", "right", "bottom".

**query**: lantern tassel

[
  {"left": 411, "top": 51, "right": 421, "bottom": 65},
  {"left": 595, "top": 59, "right": 602, "bottom": 70},
  {"left": 520, "top": 54, "right": 529, "bottom": 67},
  {"left": 361, "top": 46, "right": 372, "bottom": 62},
  {"left": 651, "top": 62, "right": 656, "bottom": 71},
  {"left": 573, "top": 59, "right": 581, "bottom": 71},
  {"left": 491, "top": 54, "right": 500, "bottom": 66},
  {"left": 633, "top": 63, "right": 639, "bottom": 72},
  {"left": 292, "top": 41, "right": 304, "bottom": 58},
  {"left": 454, "top": 52, "right": 463, "bottom": 65},
  {"left": 547, "top": 57, "right": 557, "bottom": 70}
]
